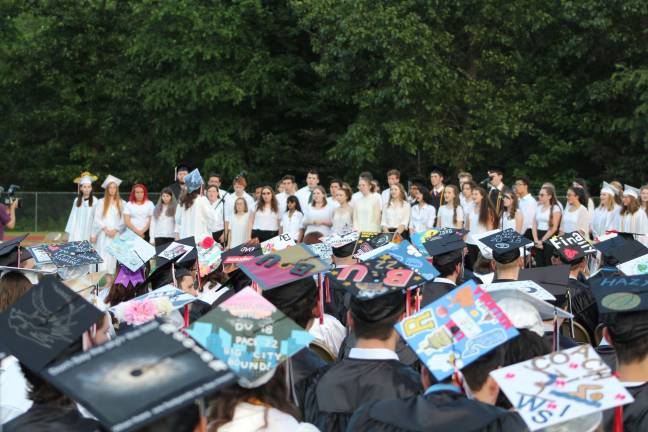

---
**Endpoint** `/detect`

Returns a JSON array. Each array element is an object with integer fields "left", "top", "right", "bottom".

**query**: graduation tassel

[
  {"left": 552, "top": 308, "right": 559, "bottom": 352},
  {"left": 183, "top": 304, "right": 190, "bottom": 328},
  {"left": 415, "top": 287, "right": 421, "bottom": 312},
  {"left": 17, "top": 247, "right": 21, "bottom": 267},
  {"left": 251, "top": 281, "right": 260, "bottom": 294},
  {"left": 404, "top": 288, "right": 411, "bottom": 316},
  {"left": 171, "top": 263, "right": 177, "bottom": 287},
  {"left": 317, "top": 273, "right": 324, "bottom": 325},
  {"left": 324, "top": 275, "right": 331, "bottom": 303},
  {"left": 567, "top": 289, "right": 575, "bottom": 338}
]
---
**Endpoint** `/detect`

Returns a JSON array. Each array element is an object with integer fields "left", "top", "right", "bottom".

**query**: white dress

[
  {"left": 331, "top": 207, "right": 354, "bottom": 234},
  {"left": 281, "top": 211, "right": 304, "bottom": 240},
  {"left": 123, "top": 201, "right": 154, "bottom": 232},
  {"left": 591, "top": 205, "right": 621, "bottom": 239},
  {"left": 149, "top": 206, "right": 176, "bottom": 241},
  {"left": 229, "top": 213, "right": 250, "bottom": 248},
  {"left": 64, "top": 197, "right": 96, "bottom": 241},
  {"left": 353, "top": 193, "right": 382, "bottom": 232},
  {"left": 175, "top": 195, "right": 218, "bottom": 242},
  {"left": 409, "top": 203, "right": 436, "bottom": 232},
  {"left": 92, "top": 198, "right": 126, "bottom": 273},
  {"left": 303, "top": 204, "right": 333, "bottom": 236},
  {"left": 620, "top": 210, "right": 648, "bottom": 237},
  {"left": 560, "top": 205, "right": 590, "bottom": 239},
  {"left": 436, "top": 204, "right": 464, "bottom": 228}
]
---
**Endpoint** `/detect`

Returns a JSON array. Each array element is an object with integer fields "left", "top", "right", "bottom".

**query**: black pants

[
  {"left": 533, "top": 229, "right": 556, "bottom": 267},
  {"left": 155, "top": 237, "right": 175, "bottom": 247},
  {"left": 212, "top": 230, "right": 225, "bottom": 246},
  {"left": 251, "top": 229, "right": 278, "bottom": 243}
]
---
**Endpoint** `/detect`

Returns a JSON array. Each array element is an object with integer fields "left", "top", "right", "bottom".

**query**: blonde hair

[{"left": 102, "top": 184, "right": 122, "bottom": 217}]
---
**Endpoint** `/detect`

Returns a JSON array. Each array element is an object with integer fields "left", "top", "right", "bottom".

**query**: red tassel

[
  {"left": 183, "top": 304, "right": 189, "bottom": 328},
  {"left": 325, "top": 276, "right": 331, "bottom": 303},
  {"left": 415, "top": 287, "right": 421, "bottom": 312},
  {"left": 406, "top": 289, "right": 412, "bottom": 316},
  {"left": 613, "top": 372, "right": 624, "bottom": 432},
  {"left": 318, "top": 274, "right": 324, "bottom": 325}
]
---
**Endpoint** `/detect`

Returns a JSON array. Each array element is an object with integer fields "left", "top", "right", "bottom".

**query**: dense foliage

[{"left": 1, "top": 0, "right": 647, "bottom": 193}]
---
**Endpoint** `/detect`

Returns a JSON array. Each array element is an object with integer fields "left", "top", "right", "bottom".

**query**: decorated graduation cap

[
  {"left": 491, "top": 345, "right": 633, "bottom": 432},
  {"left": 422, "top": 230, "right": 465, "bottom": 258},
  {"left": 486, "top": 284, "right": 573, "bottom": 321},
  {"left": 0, "top": 265, "right": 56, "bottom": 285},
  {"left": 260, "top": 233, "right": 296, "bottom": 254},
  {"left": 183, "top": 168, "right": 204, "bottom": 193},
  {"left": 485, "top": 280, "right": 556, "bottom": 303},
  {"left": 395, "top": 280, "right": 519, "bottom": 381},
  {"left": 156, "top": 237, "right": 197, "bottom": 268},
  {"left": 0, "top": 275, "right": 103, "bottom": 371},
  {"left": 188, "top": 287, "right": 313, "bottom": 388},
  {"left": 221, "top": 241, "right": 262, "bottom": 264},
  {"left": 44, "top": 241, "right": 103, "bottom": 268},
  {"left": 623, "top": 184, "right": 640, "bottom": 199},
  {"left": 353, "top": 231, "right": 395, "bottom": 258},
  {"left": 73, "top": 171, "right": 98, "bottom": 186},
  {"left": 387, "top": 241, "right": 439, "bottom": 281},
  {"left": 595, "top": 235, "right": 648, "bottom": 265},
  {"left": 617, "top": 252, "right": 648, "bottom": 276},
  {"left": 320, "top": 231, "right": 359, "bottom": 258},
  {"left": 478, "top": 228, "right": 532, "bottom": 264},
  {"left": 548, "top": 231, "right": 596, "bottom": 264},
  {"left": 600, "top": 181, "right": 617, "bottom": 196},
  {"left": 100, "top": 174, "right": 122, "bottom": 189},
  {"left": 519, "top": 264, "right": 571, "bottom": 306},
  {"left": 197, "top": 236, "right": 222, "bottom": 277},
  {"left": 42, "top": 320, "right": 235, "bottom": 432},
  {"left": 589, "top": 274, "right": 648, "bottom": 315},
  {"left": 107, "top": 228, "right": 156, "bottom": 272},
  {"left": 411, "top": 227, "right": 465, "bottom": 253},
  {"left": 110, "top": 284, "right": 198, "bottom": 326},
  {"left": 238, "top": 244, "right": 327, "bottom": 290}
]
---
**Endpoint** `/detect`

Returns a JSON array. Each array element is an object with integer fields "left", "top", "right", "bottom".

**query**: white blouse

[
  {"left": 466, "top": 210, "right": 488, "bottom": 245},
  {"left": 123, "top": 201, "right": 154, "bottom": 231},
  {"left": 560, "top": 205, "right": 590, "bottom": 239},
  {"left": 208, "top": 198, "right": 226, "bottom": 231},
  {"left": 303, "top": 204, "right": 333, "bottom": 236},
  {"left": 591, "top": 204, "right": 621, "bottom": 238},
  {"left": 409, "top": 203, "right": 436, "bottom": 232},
  {"left": 149, "top": 206, "right": 176, "bottom": 240},
  {"left": 535, "top": 204, "right": 561, "bottom": 231},
  {"left": 252, "top": 207, "right": 280, "bottom": 231},
  {"left": 436, "top": 204, "right": 464, "bottom": 228},
  {"left": 353, "top": 193, "right": 382, "bottom": 232},
  {"left": 501, "top": 213, "right": 517, "bottom": 232},
  {"left": 381, "top": 201, "right": 411, "bottom": 229},
  {"left": 281, "top": 211, "right": 304, "bottom": 240},
  {"left": 332, "top": 207, "right": 354, "bottom": 234},
  {"left": 228, "top": 213, "right": 250, "bottom": 248}
]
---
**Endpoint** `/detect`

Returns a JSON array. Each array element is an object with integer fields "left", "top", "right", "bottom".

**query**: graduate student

[
  {"left": 248, "top": 185, "right": 281, "bottom": 242},
  {"left": 408, "top": 185, "right": 436, "bottom": 234},
  {"left": 276, "top": 174, "right": 299, "bottom": 215},
  {"left": 175, "top": 169, "right": 219, "bottom": 243},
  {"left": 500, "top": 188, "right": 524, "bottom": 233},
  {"left": 123, "top": 183, "right": 154, "bottom": 240},
  {"left": 149, "top": 187, "right": 177, "bottom": 247},
  {"left": 465, "top": 187, "right": 497, "bottom": 269},
  {"left": 227, "top": 197, "right": 251, "bottom": 249},
  {"left": 352, "top": 172, "right": 382, "bottom": 232},
  {"left": 331, "top": 184, "right": 354, "bottom": 234},
  {"left": 381, "top": 169, "right": 402, "bottom": 206},
  {"left": 620, "top": 185, "right": 648, "bottom": 238},
  {"left": 428, "top": 166, "right": 446, "bottom": 211},
  {"left": 205, "top": 185, "right": 226, "bottom": 245},
  {"left": 513, "top": 176, "right": 538, "bottom": 239},
  {"left": 280, "top": 196, "right": 304, "bottom": 242},
  {"left": 460, "top": 180, "right": 476, "bottom": 216},
  {"left": 594, "top": 282, "right": 648, "bottom": 431},
  {"left": 531, "top": 185, "right": 561, "bottom": 267},
  {"left": 486, "top": 166, "right": 506, "bottom": 216},
  {"left": 303, "top": 186, "right": 333, "bottom": 237},
  {"left": 303, "top": 288, "right": 422, "bottom": 431},
  {"left": 168, "top": 164, "right": 189, "bottom": 199},
  {"left": 223, "top": 175, "right": 255, "bottom": 241},
  {"left": 436, "top": 184, "right": 464, "bottom": 229},
  {"left": 65, "top": 171, "right": 97, "bottom": 242},
  {"left": 296, "top": 169, "right": 321, "bottom": 211},
  {"left": 591, "top": 181, "right": 621, "bottom": 239},
  {"left": 420, "top": 235, "right": 464, "bottom": 306},
  {"left": 91, "top": 175, "right": 126, "bottom": 274}
]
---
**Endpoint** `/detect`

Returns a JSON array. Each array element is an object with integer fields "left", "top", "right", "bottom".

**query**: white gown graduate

[
  {"left": 92, "top": 175, "right": 126, "bottom": 274},
  {"left": 64, "top": 172, "right": 98, "bottom": 242},
  {"left": 175, "top": 169, "right": 218, "bottom": 243}
]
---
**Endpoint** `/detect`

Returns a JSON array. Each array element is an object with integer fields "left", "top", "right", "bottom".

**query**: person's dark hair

[
  {"left": 302, "top": 231, "right": 323, "bottom": 245},
  {"left": 607, "top": 311, "right": 648, "bottom": 364},
  {"left": 330, "top": 178, "right": 343, "bottom": 188},
  {"left": 104, "top": 269, "right": 148, "bottom": 307},
  {"left": 75, "top": 190, "right": 94, "bottom": 208},
  {"left": 568, "top": 186, "right": 587, "bottom": 208},
  {"left": 206, "top": 363, "right": 299, "bottom": 430},
  {"left": 515, "top": 176, "right": 530, "bottom": 187},
  {"left": 358, "top": 171, "right": 373, "bottom": 183},
  {"left": 255, "top": 186, "right": 279, "bottom": 214},
  {"left": 154, "top": 187, "right": 178, "bottom": 218},
  {"left": 286, "top": 195, "right": 302, "bottom": 214},
  {"left": 502, "top": 188, "right": 519, "bottom": 220},
  {"left": 474, "top": 187, "right": 496, "bottom": 227},
  {"left": 415, "top": 185, "right": 433, "bottom": 205},
  {"left": 282, "top": 174, "right": 296, "bottom": 183},
  {"left": 0, "top": 271, "right": 32, "bottom": 312},
  {"left": 573, "top": 178, "right": 591, "bottom": 201},
  {"left": 180, "top": 189, "right": 200, "bottom": 210},
  {"left": 434, "top": 250, "right": 463, "bottom": 277},
  {"left": 208, "top": 173, "right": 222, "bottom": 182},
  {"left": 462, "top": 345, "right": 504, "bottom": 392},
  {"left": 307, "top": 169, "right": 319, "bottom": 179},
  {"left": 352, "top": 307, "right": 403, "bottom": 341},
  {"left": 386, "top": 169, "right": 400, "bottom": 179},
  {"left": 278, "top": 286, "right": 318, "bottom": 328}
]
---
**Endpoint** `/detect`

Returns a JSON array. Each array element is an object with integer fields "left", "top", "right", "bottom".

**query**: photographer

[{"left": 0, "top": 197, "right": 17, "bottom": 241}]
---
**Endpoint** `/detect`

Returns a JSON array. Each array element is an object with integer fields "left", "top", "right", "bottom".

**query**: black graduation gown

[
  {"left": 603, "top": 383, "right": 648, "bottom": 432},
  {"left": 566, "top": 277, "right": 599, "bottom": 341},
  {"left": 421, "top": 280, "right": 456, "bottom": 307},
  {"left": 167, "top": 181, "right": 184, "bottom": 200},
  {"left": 430, "top": 188, "right": 443, "bottom": 211},
  {"left": 290, "top": 347, "right": 327, "bottom": 412},
  {"left": 337, "top": 333, "right": 420, "bottom": 368},
  {"left": 488, "top": 187, "right": 504, "bottom": 215},
  {"left": 347, "top": 389, "right": 529, "bottom": 432},
  {"left": 303, "top": 357, "right": 422, "bottom": 432},
  {"left": 595, "top": 344, "right": 617, "bottom": 371},
  {"left": 3, "top": 404, "right": 101, "bottom": 432}
]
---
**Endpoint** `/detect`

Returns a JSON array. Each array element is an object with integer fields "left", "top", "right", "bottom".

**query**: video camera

[{"left": 0, "top": 185, "right": 22, "bottom": 208}]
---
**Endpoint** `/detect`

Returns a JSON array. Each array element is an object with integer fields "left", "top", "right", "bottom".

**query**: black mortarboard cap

[
  {"left": 595, "top": 236, "right": 648, "bottom": 266},
  {"left": 175, "top": 164, "right": 190, "bottom": 173},
  {"left": 353, "top": 232, "right": 394, "bottom": 258},
  {"left": 44, "top": 240, "right": 103, "bottom": 268},
  {"left": 478, "top": 229, "right": 532, "bottom": 264},
  {"left": 428, "top": 165, "right": 446, "bottom": 177},
  {"left": 518, "top": 265, "right": 571, "bottom": 306},
  {"left": 548, "top": 232, "right": 596, "bottom": 264},
  {"left": 156, "top": 237, "right": 197, "bottom": 269},
  {"left": 42, "top": 320, "right": 236, "bottom": 432},
  {"left": 262, "top": 276, "right": 316, "bottom": 310},
  {"left": 221, "top": 241, "right": 262, "bottom": 264},
  {"left": 0, "top": 275, "right": 103, "bottom": 371},
  {"left": 423, "top": 231, "right": 465, "bottom": 257},
  {"left": 0, "top": 234, "right": 30, "bottom": 266}
]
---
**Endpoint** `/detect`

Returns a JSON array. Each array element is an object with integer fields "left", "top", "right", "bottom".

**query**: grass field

[{"left": 3, "top": 231, "right": 65, "bottom": 245}]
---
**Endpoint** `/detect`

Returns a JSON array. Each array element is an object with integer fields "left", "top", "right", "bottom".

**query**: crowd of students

[{"left": 0, "top": 165, "right": 647, "bottom": 431}]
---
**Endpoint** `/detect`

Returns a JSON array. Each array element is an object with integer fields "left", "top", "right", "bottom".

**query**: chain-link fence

[{"left": 10, "top": 192, "right": 161, "bottom": 233}]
